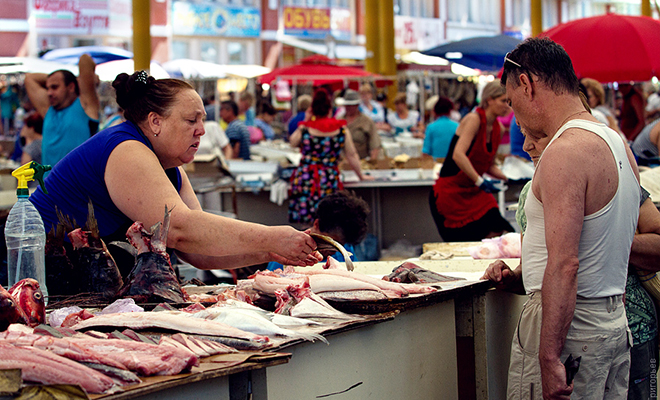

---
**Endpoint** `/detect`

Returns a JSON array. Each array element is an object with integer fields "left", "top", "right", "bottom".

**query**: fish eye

[{"left": 34, "top": 292, "right": 42, "bottom": 300}]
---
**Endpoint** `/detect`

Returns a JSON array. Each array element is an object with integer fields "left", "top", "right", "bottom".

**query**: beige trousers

[{"left": 507, "top": 291, "right": 632, "bottom": 400}]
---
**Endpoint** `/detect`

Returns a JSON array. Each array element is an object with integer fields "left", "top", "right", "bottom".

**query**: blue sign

[{"left": 171, "top": 1, "right": 260, "bottom": 37}]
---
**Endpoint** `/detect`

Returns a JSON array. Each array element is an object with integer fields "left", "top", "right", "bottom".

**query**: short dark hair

[
  {"left": 24, "top": 112, "right": 43, "bottom": 134},
  {"left": 220, "top": 100, "right": 239, "bottom": 116},
  {"left": 311, "top": 90, "right": 332, "bottom": 117},
  {"left": 501, "top": 37, "right": 579, "bottom": 97},
  {"left": 434, "top": 96, "right": 454, "bottom": 116},
  {"left": 112, "top": 71, "right": 194, "bottom": 125},
  {"left": 315, "top": 191, "right": 370, "bottom": 245},
  {"left": 259, "top": 102, "right": 276, "bottom": 116},
  {"left": 49, "top": 70, "right": 79, "bottom": 96}
]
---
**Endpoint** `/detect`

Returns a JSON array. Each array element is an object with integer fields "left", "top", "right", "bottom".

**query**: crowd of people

[{"left": 1, "top": 40, "right": 660, "bottom": 399}]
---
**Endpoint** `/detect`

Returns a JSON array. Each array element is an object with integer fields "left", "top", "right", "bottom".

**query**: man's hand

[
  {"left": 481, "top": 260, "right": 525, "bottom": 294},
  {"left": 269, "top": 226, "right": 318, "bottom": 266},
  {"left": 541, "top": 358, "right": 573, "bottom": 399}
]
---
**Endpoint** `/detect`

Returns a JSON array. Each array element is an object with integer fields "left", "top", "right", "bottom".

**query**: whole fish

[
  {"left": 190, "top": 308, "right": 327, "bottom": 344},
  {"left": 0, "top": 285, "right": 26, "bottom": 331},
  {"left": 68, "top": 202, "right": 124, "bottom": 300},
  {"left": 116, "top": 207, "right": 187, "bottom": 304},
  {"left": 70, "top": 311, "right": 270, "bottom": 343},
  {"left": 8, "top": 278, "right": 45, "bottom": 327}
]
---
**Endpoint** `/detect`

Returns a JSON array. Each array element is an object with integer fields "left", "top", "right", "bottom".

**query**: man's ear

[{"left": 519, "top": 73, "right": 534, "bottom": 98}]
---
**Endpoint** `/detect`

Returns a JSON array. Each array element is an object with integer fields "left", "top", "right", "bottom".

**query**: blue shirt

[
  {"left": 509, "top": 116, "right": 531, "bottom": 161},
  {"left": 288, "top": 111, "right": 306, "bottom": 138},
  {"left": 266, "top": 243, "right": 357, "bottom": 271},
  {"left": 244, "top": 108, "right": 255, "bottom": 127},
  {"left": 225, "top": 119, "right": 251, "bottom": 160},
  {"left": 254, "top": 118, "right": 275, "bottom": 140},
  {"left": 30, "top": 121, "right": 182, "bottom": 242},
  {"left": 42, "top": 98, "right": 98, "bottom": 167},
  {"left": 422, "top": 116, "right": 459, "bottom": 158}
]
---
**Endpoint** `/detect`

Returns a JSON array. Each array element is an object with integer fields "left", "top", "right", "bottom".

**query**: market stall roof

[
  {"left": 0, "top": 57, "right": 79, "bottom": 75},
  {"left": 95, "top": 59, "right": 170, "bottom": 82},
  {"left": 540, "top": 13, "right": 660, "bottom": 83},
  {"left": 421, "top": 34, "right": 521, "bottom": 72},
  {"left": 162, "top": 59, "right": 271, "bottom": 79},
  {"left": 41, "top": 46, "right": 133, "bottom": 65},
  {"left": 257, "top": 55, "right": 378, "bottom": 86}
]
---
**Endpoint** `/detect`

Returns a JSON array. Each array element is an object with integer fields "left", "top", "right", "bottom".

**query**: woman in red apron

[{"left": 429, "top": 79, "right": 514, "bottom": 241}]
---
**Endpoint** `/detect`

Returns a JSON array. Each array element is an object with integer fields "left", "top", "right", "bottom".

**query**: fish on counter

[
  {"left": 8, "top": 278, "right": 45, "bottom": 327},
  {"left": 384, "top": 262, "right": 465, "bottom": 285},
  {"left": 0, "top": 285, "right": 26, "bottom": 331},
  {"left": 69, "top": 311, "right": 270, "bottom": 344},
  {"left": 68, "top": 202, "right": 124, "bottom": 300},
  {"left": 0, "top": 342, "right": 116, "bottom": 394},
  {"left": 115, "top": 206, "right": 188, "bottom": 304},
  {"left": 311, "top": 233, "right": 354, "bottom": 271},
  {"left": 274, "top": 280, "right": 356, "bottom": 320}
]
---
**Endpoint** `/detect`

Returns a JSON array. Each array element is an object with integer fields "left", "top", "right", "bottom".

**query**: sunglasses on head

[{"left": 504, "top": 52, "right": 522, "bottom": 68}]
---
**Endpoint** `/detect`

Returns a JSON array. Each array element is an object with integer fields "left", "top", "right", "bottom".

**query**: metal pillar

[
  {"left": 376, "top": 0, "right": 397, "bottom": 108},
  {"left": 642, "top": 0, "right": 652, "bottom": 16},
  {"left": 133, "top": 0, "right": 151, "bottom": 72},
  {"left": 531, "top": 0, "right": 543, "bottom": 37},
  {"left": 364, "top": 0, "right": 380, "bottom": 75}
]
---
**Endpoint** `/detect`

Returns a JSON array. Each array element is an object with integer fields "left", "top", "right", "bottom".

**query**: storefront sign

[
  {"left": 394, "top": 16, "right": 444, "bottom": 51},
  {"left": 283, "top": 6, "right": 331, "bottom": 39},
  {"left": 171, "top": 1, "right": 260, "bottom": 37},
  {"left": 31, "top": 0, "right": 110, "bottom": 34},
  {"left": 330, "top": 8, "right": 351, "bottom": 42}
]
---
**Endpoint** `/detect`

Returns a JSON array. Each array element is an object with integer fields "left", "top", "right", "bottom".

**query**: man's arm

[
  {"left": 536, "top": 142, "right": 584, "bottom": 398},
  {"left": 24, "top": 73, "right": 50, "bottom": 118},
  {"left": 481, "top": 259, "right": 525, "bottom": 294},
  {"left": 367, "top": 119, "right": 381, "bottom": 160},
  {"left": 77, "top": 54, "right": 100, "bottom": 120},
  {"left": 630, "top": 197, "right": 660, "bottom": 271}
]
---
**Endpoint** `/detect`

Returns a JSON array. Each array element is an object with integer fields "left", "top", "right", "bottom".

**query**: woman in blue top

[{"left": 30, "top": 71, "right": 320, "bottom": 274}]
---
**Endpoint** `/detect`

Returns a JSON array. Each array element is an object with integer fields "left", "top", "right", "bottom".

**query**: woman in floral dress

[{"left": 289, "top": 90, "right": 371, "bottom": 224}]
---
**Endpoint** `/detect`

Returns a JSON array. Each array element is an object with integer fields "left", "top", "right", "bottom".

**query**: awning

[{"left": 277, "top": 35, "right": 366, "bottom": 60}]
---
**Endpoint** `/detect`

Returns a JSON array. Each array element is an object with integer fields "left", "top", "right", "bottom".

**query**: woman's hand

[{"left": 268, "top": 226, "right": 319, "bottom": 266}]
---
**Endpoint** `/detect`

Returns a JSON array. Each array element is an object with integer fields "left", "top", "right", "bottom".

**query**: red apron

[{"left": 433, "top": 107, "right": 500, "bottom": 228}]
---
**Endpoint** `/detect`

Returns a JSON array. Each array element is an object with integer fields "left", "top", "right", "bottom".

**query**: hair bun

[{"left": 113, "top": 70, "right": 154, "bottom": 110}]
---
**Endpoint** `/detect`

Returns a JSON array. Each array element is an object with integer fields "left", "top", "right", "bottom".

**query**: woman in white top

[{"left": 386, "top": 93, "right": 422, "bottom": 137}]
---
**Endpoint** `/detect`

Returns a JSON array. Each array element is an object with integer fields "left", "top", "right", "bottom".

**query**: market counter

[{"left": 256, "top": 259, "right": 525, "bottom": 400}]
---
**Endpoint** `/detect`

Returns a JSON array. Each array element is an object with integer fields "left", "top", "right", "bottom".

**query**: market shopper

[
  {"left": 19, "top": 111, "right": 43, "bottom": 164},
  {"left": 631, "top": 118, "right": 660, "bottom": 166},
  {"left": 288, "top": 90, "right": 372, "bottom": 224},
  {"left": 220, "top": 100, "right": 251, "bottom": 160},
  {"left": 358, "top": 83, "right": 385, "bottom": 124},
  {"left": 336, "top": 89, "right": 381, "bottom": 160},
  {"left": 487, "top": 37, "right": 640, "bottom": 400},
  {"left": 421, "top": 96, "right": 458, "bottom": 160},
  {"left": 429, "top": 79, "right": 513, "bottom": 242},
  {"left": 619, "top": 83, "right": 646, "bottom": 141},
  {"left": 30, "top": 71, "right": 320, "bottom": 272},
  {"left": 25, "top": 54, "right": 100, "bottom": 166},
  {"left": 287, "top": 94, "right": 312, "bottom": 139},
  {"left": 268, "top": 190, "right": 370, "bottom": 271}
]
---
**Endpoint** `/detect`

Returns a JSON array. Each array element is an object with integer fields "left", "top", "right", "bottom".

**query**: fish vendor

[{"left": 29, "top": 71, "right": 321, "bottom": 277}]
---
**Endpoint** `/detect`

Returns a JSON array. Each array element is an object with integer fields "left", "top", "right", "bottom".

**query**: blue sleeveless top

[
  {"left": 42, "top": 98, "right": 99, "bottom": 167},
  {"left": 30, "top": 120, "right": 182, "bottom": 243}
]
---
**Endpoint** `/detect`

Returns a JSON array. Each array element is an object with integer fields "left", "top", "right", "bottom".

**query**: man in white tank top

[{"left": 484, "top": 38, "right": 641, "bottom": 399}]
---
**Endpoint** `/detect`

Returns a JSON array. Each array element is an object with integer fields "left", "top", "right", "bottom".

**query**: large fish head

[
  {"left": 0, "top": 285, "right": 26, "bottom": 330},
  {"left": 8, "top": 278, "right": 46, "bottom": 327}
]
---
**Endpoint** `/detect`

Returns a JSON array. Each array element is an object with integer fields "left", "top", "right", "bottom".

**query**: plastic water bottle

[{"left": 5, "top": 162, "right": 50, "bottom": 299}]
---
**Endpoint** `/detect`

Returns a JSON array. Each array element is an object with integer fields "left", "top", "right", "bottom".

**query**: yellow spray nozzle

[{"left": 12, "top": 162, "right": 51, "bottom": 195}]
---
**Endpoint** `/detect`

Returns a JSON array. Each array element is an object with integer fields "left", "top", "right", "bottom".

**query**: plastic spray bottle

[{"left": 5, "top": 162, "right": 51, "bottom": 299}]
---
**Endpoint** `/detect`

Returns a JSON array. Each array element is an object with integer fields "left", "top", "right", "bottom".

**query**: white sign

[{"left": 394, "top": 16, "right": 444, "bottom": 51}]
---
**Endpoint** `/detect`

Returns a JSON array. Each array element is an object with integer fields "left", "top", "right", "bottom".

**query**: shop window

[
  {"left": 201, "top": 42, "right": 218, "bottom": 63},
  {"left": 227, "top": 42, "right": 246, "bottom": 64},
  {"left": 73, "top": 38, "right": 96, "bottom": 47},
  {"left": 172, "top": 41, "right": 189, "bottom": 60}
]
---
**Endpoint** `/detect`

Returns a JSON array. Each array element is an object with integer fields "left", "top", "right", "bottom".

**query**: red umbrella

[
  {"left": 257, "top": 55, "right": 378, "bottom": 86},
  {"left": 540, "top": 13, "right": 660, "bottom": 83}
]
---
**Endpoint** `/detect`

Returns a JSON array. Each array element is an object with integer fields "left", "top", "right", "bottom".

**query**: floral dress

[{"left": 288, "top": 127, "right": 345, "bottom": 223}]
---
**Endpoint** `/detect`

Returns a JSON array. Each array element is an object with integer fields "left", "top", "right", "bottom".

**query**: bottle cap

[{"left": 12, "top": 162, "right": 51, "bottom": 197}]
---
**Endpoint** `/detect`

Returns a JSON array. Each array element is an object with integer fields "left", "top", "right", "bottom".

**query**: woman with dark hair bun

[
  {"left": 288, "top": 90, "right": 372, "bottom": 224},
  {"left": 30, "top": 70, "right": 320, "bottom": 276}
]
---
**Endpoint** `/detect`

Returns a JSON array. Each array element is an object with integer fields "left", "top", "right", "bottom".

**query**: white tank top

[{"left": 521, "top": 119, "right": 640, "bottom": 297}]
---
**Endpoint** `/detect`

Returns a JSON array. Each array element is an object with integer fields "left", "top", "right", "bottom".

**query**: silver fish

[{"left": 311, "top": 233, "right": 354, "bottom": 271}]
